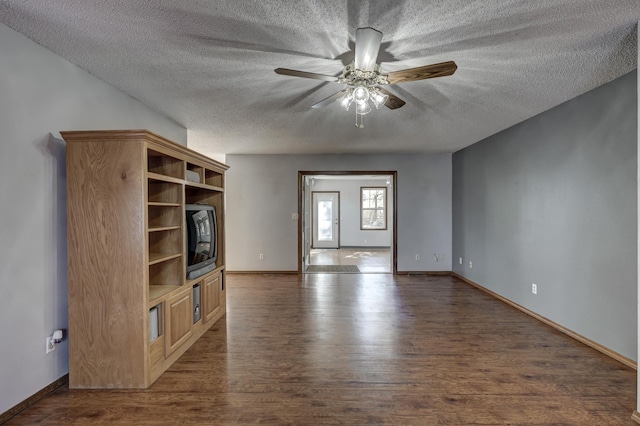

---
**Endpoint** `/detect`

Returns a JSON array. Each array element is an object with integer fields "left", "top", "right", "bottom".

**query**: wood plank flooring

[
  {"left": 309, "top": 248, "right": 391, "bottom": 273},
  {"left": 6, "top": 274, "right": 637, "bottom": 425}
]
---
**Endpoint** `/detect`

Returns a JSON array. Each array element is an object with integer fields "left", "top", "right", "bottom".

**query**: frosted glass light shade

[
  {"left": 353, "top": 86, "right": 370, "bottom": 103},
  {"left": 338, "top": 91, "right": 354, "bottom": 111},
  {"left": 356, "top": 101, "right": 371, "bottom": 115},
  {"left": 371, "top": 89, "right": 388, "bottom": 109}
]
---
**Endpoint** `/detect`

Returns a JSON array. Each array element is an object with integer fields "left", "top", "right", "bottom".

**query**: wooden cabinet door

[
  {"left": 203, "top": 273, "right": 221, "bottom": 323},
  {"left": 165, "top": 288, "right": 193, "bottom": 356}
]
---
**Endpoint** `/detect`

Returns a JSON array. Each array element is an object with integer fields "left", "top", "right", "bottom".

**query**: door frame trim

[{"left": 298, "top": 171, "right": 398, "bottom": 274}]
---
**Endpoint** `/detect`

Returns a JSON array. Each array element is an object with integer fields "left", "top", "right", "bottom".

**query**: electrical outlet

[
  {"left": 259, "top": 253, "right": 264, "bottom": 260},
  {"left": 292, "top": 213, "right": 298, "bottom": 220},
  {"left": 440, "top": 254, "right": 446, "bottom": 261},
  {"left": 415, "top": 254, "right": 420, "bottom": 261},
  {"left": 46, "top": 337, "right": 55, "bottom": 354},
  {"left": 532, "top": 283, "right": 537, "bottom": 295},
  {"left": 459, "top": 257, "right": 463, "bottom": 265},
  {"left": 469, "top": 261, "right": 473, "bottom": 269}
]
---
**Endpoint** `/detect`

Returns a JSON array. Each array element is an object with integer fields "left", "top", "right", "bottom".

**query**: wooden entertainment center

[{"left": 63, "top": 130, "right": 227, "bottom": 388}]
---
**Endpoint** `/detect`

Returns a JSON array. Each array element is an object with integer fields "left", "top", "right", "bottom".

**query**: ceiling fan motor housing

[{"left": 339, "top": 62, "right": 389, "bottom": 87}]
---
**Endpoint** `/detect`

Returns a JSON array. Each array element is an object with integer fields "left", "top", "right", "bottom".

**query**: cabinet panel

[
  {"left": 165, "top": 289, "right": 193, "bottom": 356},
  {"left": 149, "top": 334, "right": 165, "bottom": 378},
  {"left": 203, "top": 273, "right": 221, "bottom": 323},
  {"left": 66, "top": 138, "right": 147, "bottom": 388}
]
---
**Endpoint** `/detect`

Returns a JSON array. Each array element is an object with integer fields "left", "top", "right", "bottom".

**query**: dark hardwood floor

[{"left": 6, "top": 274, "right": 637, "bottom": 425}]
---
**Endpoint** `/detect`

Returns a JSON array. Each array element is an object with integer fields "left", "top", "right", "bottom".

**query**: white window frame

[{"left": 360, "top": 187, "right": 387, "bottom": 230}]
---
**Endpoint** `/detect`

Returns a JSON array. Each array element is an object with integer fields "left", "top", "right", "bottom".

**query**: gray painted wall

[
  {"left": 311, "top": 178, "right": 393, "bottom": 247},
  {"left": 0, "top": 23, "right": 186, "bottom": 414},
  {"left": 452, "top": 70, "right": 637, "bottom": 361},
  {"left": 225, "top": 154, "right": 452, "bottom": 272}
]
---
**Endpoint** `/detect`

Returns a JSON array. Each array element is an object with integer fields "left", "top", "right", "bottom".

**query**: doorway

[{"left": 298, "top": 171, "right": 397, "bottom": 274}]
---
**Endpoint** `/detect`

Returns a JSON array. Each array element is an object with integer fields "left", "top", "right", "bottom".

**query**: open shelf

[
  {"left": 149, "top": 229, "right": 182, "bottom": 269},
  {"left": 186, "top": 163, "right": 204, "bottom": 184},
  {"left": 148, "top": 172, "right": 184, "bottom": 185},
  {"left": 149, "top": 252, "right": 182, "bottom": 266},
  {"left": 149, "top": 285, "right": 181, "bottom": 306},
  {"left": 148, "top": 149, "right": 184, "bottom": 179},
  {"left": 185, "top": 181, "right": 224, "bottom": 193},
  {"left": 148, "top": 179, "right": 182, "bottom": 204},
  {"left": 148, "top": 256, "right": 183, "bottom": 287},
  {"left": 148, "top": 225, "right": 181, "bottom": 232},
  {"left": 204, "top": 169, "right": 224, "bottom": 187},
  {"left": 148, "top": 201, "right": 181, "bottom": 207}
]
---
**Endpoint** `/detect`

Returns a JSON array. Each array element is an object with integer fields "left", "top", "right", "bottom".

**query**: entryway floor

[{"left": 308, "top": 248, "right": 391, "bottom": 273}]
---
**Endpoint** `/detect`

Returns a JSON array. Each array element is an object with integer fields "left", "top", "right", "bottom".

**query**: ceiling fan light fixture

[
  {"left": 338, "top": 90, "right": 354, "bottom": 111},
  {"left": 275, "top": 27, "right": 458, "bottom": 129},
  {"left": 353, "top": 86, "right": 370, "bottom": 103},
  {"left": 370, "top": 88, "right": 388, "bottom": 109},
  {"left": 356, "top": 100, "right": 372, "bottom": 115}
]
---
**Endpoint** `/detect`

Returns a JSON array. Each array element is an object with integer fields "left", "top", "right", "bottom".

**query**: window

[{"left": 361, "top": 187, "right": 387, "bottom": 230}]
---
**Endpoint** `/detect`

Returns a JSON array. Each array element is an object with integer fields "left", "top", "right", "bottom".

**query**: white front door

[{"left": 312, "top": 192, "right": 339, "bottom": 249}]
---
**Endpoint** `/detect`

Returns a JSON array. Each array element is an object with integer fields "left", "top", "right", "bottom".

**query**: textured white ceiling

[{"left": 0, "top": 1, "right": 638, "bottom": 155}]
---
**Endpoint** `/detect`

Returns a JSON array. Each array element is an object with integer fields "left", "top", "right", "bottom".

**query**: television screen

[{"left": 185, "top": 204, "right": 217, "bottom": 279}]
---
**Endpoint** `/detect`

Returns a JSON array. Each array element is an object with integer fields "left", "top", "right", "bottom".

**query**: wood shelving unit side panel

[{"left": 66, "top": 138, "right": 148, "bottom": 388}]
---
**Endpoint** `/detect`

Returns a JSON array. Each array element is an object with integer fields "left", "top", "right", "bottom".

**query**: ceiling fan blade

[
  {"left": 354, "top": 27, "right": 383, "bottom": 71},
  {"left": 311, "top": 90, "right": 348, "bottom": 109},
  {"left": 377, "top": 88, "right": 406, "bottom": 110},
  {"left": 385, "top": 61, "right": 457, "bottom": 84},
  {"left": 274, "top": 68, "right": 339, "bottom": 82}
]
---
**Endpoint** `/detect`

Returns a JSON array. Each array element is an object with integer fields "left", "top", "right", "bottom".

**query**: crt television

[{"left": 185, "top": 204, "right": 218, "bottom": 280}]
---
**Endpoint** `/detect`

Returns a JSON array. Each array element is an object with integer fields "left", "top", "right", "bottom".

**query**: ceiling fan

[{"left": 274, "top": 27, "right": 457, "bottom": 127}]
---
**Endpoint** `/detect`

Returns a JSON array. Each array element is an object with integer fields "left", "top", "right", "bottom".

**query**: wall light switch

[{"left": 292, "top": 213, "right": 299, "bottom": 220}]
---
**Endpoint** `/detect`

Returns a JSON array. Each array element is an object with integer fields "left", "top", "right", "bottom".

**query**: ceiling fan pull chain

[{"left": 355, "top": 109, "right": 365, "bottom": 129}]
